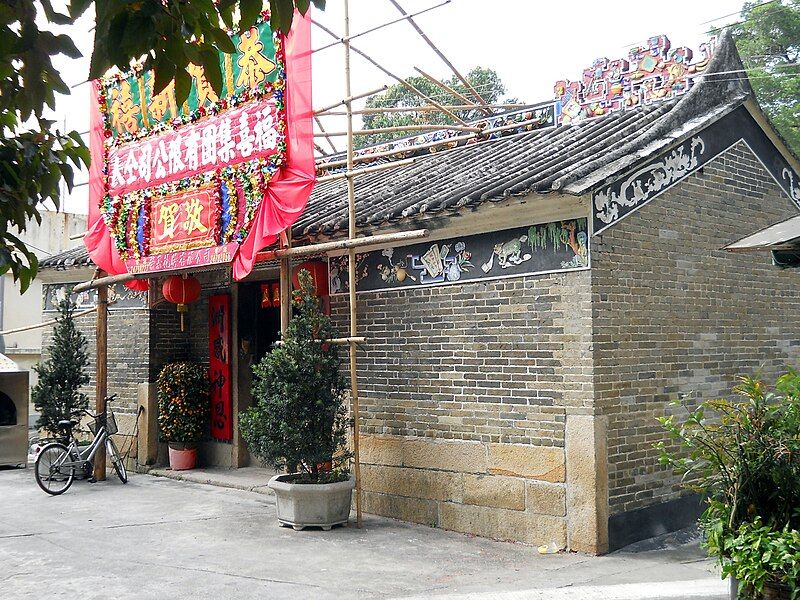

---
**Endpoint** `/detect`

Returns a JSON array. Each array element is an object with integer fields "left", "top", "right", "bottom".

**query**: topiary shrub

[
  {"left": 157, "top": 361, "right": 209, "bottom": 449},
  {"left": 240, "top": 270, "right": 351, "bottom": 483}
]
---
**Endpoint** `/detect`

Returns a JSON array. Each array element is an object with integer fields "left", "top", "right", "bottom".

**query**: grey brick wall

[
  {"left": 591, "top": 141, "right": 800, "bottom": 516},
  {"left": 42, "top": 308, "right": 149, "bottom": 415},
  {"left": 329, "top": 271, "right": 593, "bottom": 446}
]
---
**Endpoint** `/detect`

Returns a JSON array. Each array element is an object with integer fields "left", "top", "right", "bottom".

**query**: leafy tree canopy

[
  {"left": 731, "top": 0, "right": 800, "bottom": 154},
  {"left": 359, "top": 67, "right": 516, "bottom": 148},
  {"left": 1, "top": 0, "right": 323, "bottom": 291}
]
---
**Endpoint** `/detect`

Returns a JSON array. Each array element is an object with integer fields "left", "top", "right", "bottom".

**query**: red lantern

[
  {"left": 291, "top": 261, "right": 329, "bottom": 297},
  {"left": 162, "top": 275, "right": 201, "bottom": 331}
]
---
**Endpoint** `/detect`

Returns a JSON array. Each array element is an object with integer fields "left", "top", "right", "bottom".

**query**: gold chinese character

[
  {"left": 235, "top": 27, "right": 276, "bottom": 89},
  {"left": 158, "top": 203, "right": 180, "bottom": 239},
  {"left": 148, "top": 77, "right": 178, "bottom": 122},
  {"left": 188, "top": 63, "right": 219, "bottom": 106},
  {"left": 108, "top": 80, "right": 141, "bottom": 135},
  {"left": 184, "top": 198, "right": 208, "bottom": 234}
]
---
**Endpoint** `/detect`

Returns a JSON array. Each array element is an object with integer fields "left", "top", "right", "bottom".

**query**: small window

[{"left": 0, "top": 392, "right": 16, "bottom": 426}]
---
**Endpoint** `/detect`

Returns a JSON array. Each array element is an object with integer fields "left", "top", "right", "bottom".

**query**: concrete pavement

[{"left": 0, "top": 467, "right": 728, "bottom": 599}]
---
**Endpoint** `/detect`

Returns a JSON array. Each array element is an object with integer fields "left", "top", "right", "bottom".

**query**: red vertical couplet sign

[{"left": 209, "top": 294, "right": 232, "bottom": 441}]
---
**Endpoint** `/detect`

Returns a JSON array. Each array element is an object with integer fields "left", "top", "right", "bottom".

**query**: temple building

[{"left": 39, "top": 32, "right": 800, "bottom": 553}]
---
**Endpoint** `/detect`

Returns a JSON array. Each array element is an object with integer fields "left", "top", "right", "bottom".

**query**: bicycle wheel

[
  {"left": 34, "top": 443, "right": 75, "bottom": 495},
  {"left": 106, "top": 438, "right": 128, "bottom": 483}
]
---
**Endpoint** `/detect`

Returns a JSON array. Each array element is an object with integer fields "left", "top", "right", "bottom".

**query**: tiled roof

[
  {"left": 39, "top": 244, "right": 94, "bottom": 270},
  {"left": 42, "top": 33, "right": 754, "bottom": 269}
]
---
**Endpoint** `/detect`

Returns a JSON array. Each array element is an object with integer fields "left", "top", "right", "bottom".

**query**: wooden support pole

[
  {"left": 388, "top": 0, "right": 491, "bottom": 111},
  {"left": 279, "top": 231, "right": 292, "bottom": 336},
  {"left": 313, "top": 123, "right": 479, "bottom": 137},
  {"left": 94, "top": 278, "right": 108, "bottom": 482},
  {"left": 73, "top": 272, "right": 141, "bottom": 293},
  {"left": 317, "top": 112, "right": 552, "bottom": 170},
  {"left": 343, "top": 0, "right": 362, "bottom": 529},
  {"left": 312, "top": 19, "right": 469, "bottom": 126},
  {"left": 0, "top": 301, "right": 117, "bottom": 336},
  {"left": 321, "top": 103, "right": 535, "bottom": 115},
  {"left": 314, "top": 86, "right": 389, "bottom": 115},
  {"left": 314, "top": 115, "right": 339, "bottom": 154},
  {"left": 414, "top": 66, "right": 479, "bottom": 110},
  {"left": 311, "top": 0, "right": 450, "bottom": 54},
  {"left": 254, "top": 229, "right": 428, "bottom": 262},
  {"left": 315, "top": 158, "right": 416, "bottom": 183}
]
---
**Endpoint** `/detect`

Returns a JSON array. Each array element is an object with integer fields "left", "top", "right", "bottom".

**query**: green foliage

[
  {"left": 32, "top": 298, "right": 90, "bottom": 437},
  {"left": 730, "top": 0, "right": 800, "bottom": 155},
  {"left": 0, "top": 1, "right": 322, "bottom": 289},
  {"left": 718, "top": 519, "right": 800, "bottom": 599},
  {"left": 360, "top": 67, "right": 515, "bottom": 148},
  {"left": 89, "top": 0, "right": 325, "bottom": 100},
  {"left": 240, "top": 270, "right": 351, "bottom": 482},
  {"left": 657, "top": 370, "right": 800, "bottom": 596},
  {"left": 0, "top": 2, "right": 90, "bottom": 292},
  {"left": 157, "top": 362, "right": 210, "bottom": 445}
]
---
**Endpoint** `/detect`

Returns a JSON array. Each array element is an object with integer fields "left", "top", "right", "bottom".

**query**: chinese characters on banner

[
  {"left": 108, "top": 98, "right": 280, "bottom": 196},
  {"left": 150, "top": 186, "right": 217, "bottom": 255},
  {"left": 209, "top": 294, "right": 232, "bottom": 441}
]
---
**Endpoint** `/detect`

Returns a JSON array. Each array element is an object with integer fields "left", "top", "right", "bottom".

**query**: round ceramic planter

[
  {"left": 168, "top": 445, "right": 197, "bottom": 470},
  {"left": 267, "top": 474, "right": 355, "bottom": 530}
]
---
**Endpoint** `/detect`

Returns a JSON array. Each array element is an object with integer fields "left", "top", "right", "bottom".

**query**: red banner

[
  {"left": 107, "top": 98, "right": 280, "bottom": 196},
  {"left": 209, "top": 294, "right": 232, "bottom": 441},
  {"left": 150, "top": 186, "right": 218, "bottom": 255}
]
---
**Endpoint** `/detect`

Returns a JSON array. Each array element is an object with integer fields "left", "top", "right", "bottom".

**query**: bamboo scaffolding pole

[
  {"left": 314, "top": 85, "right": 389, "bottom": 115},
  {"left": 314, "top": 143, "right": 329, "bottom": 156},
  {"left": 320, "top": 103, "right": 535, "bottom": 115},
  {"left": 414, "top": 66, "right": 478, "bottom": 110},
  {"left": 312, "top": 19, "right": 469, "bottom": 127},
  {"left": 274, "top": 336, "right": 366, "bottom": 346},
  {"left": 343, "top": 0, "right": 363, "bottom": 529},
  {"left": 388, "top": 0, "right": 491, "bottom": 111},
  {"left": 314, "top": 115, "right": 339, "bottom": 154},
  {"left": 312, "top": 0, "right": 450, "bottom": 54},
  {"left": 0, "top": 301, "right": 118, "bottom": 335},
  {"left": 315, "top": 158, "right": 416, "bottom": 183},
  {"left": 254, "top": 229, "right": 428, "bottom": 262},
  {"left": 279, "top": 231, "right": 292, "bottom": 336},
  {"left": 73, "top": 272, "right": 145, "bottom": 293},
  {"left": 314, "top": 123, "right": 479, "bottom": 137},
  {"left": 94, "top": 278, "right": 108, "bottom": 482},
  {"left": 317, "top": 112, "right": 552, "bottom": 169}
]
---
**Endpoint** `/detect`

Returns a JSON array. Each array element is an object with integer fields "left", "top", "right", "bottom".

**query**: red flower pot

[{"left": 168, "top": 445, "right": 197, "bottom": 471}]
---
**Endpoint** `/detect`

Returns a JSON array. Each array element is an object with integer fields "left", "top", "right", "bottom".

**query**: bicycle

[{"left": 34, "top": 394, "right": 128, "bottom": 495}]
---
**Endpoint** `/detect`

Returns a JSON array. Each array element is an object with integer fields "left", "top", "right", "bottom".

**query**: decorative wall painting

[{"left": 329, "top": 219, "right": 589, "bottom": 294}]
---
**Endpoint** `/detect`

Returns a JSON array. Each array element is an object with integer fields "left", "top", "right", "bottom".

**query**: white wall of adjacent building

[{"left": 1, "top": 211, "right": 87, "bottom": 425}]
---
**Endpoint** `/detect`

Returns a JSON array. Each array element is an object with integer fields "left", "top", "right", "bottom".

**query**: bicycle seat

[{"left": 57, "top": 419, "right": 78, "bottom": 430}]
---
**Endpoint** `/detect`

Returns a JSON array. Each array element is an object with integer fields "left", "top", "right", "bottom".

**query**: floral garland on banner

[{"left": 97, "top": 12, "right": 289, "bottom": 262}]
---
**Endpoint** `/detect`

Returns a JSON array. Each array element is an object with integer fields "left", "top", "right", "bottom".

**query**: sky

[{"left": 49, "top": 0, "right": 747, "bottom": 214}]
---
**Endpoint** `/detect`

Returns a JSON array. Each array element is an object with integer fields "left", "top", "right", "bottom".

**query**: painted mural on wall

[
  {"left": 43, "top": 283, "right": 148, "bottom": 312},
  {"left": 592, "top": 106, "right": 800, "bottom": 235},
  {"left": 329, "top": 219, "right": 589, "bottom": 294},
  {"left": 554, "top": 34, "right": 715, "bottom": 125}
]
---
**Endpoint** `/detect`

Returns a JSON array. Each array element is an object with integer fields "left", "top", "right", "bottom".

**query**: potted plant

[
  {"left": 240, "top": 270, "right": 353, "bottom": 530},
  {"left": 658, "top": 371, "right": 800, "bottom": 599},
  {"left": 157, "top": 361, "right": 209, "bottom": 471}
]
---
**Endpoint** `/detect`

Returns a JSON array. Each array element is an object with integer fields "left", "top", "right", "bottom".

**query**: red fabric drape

[
  {"left": 84, "top": 80, "right": 149, "bottom": 291},
  {"left": 84, "top": 10, "right": 315, "bottom": 285},
  {"left": 232, "top": 10, "right": 315, "bottom": 279}
]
